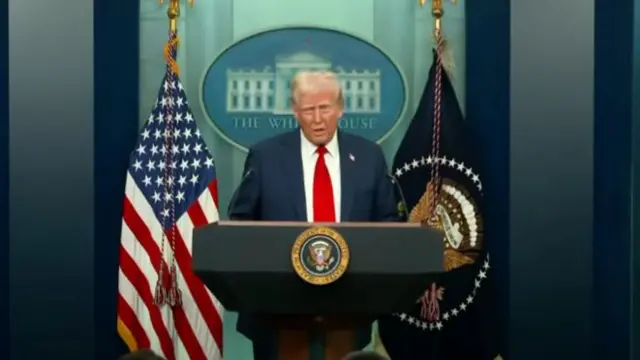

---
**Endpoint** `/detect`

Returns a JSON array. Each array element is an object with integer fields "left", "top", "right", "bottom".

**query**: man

[{"left": 228, "top": 71, "right": 399, "bottom": 360}]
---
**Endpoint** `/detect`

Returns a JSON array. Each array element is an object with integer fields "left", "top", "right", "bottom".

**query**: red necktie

[{"left": 313, "top": 146, "right": 336, "bottom": 222}]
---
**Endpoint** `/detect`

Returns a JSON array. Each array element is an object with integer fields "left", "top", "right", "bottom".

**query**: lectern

[{"left": 192, "top": 221, "right": 444, "bottom": 360}]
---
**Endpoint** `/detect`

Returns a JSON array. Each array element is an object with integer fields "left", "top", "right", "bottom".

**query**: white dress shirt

[{"left": 300, "top": 131, "right": 341, "bottom": 222}]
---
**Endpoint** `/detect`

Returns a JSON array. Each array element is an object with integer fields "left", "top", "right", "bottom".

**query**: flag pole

[
  {"left": 419, "top": 0, "right": 457, "bottom": 37},
  {"left": 159, "top": 0, "right": 195, "bottom": 33}
]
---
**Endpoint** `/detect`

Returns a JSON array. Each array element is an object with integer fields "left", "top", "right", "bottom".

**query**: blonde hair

[{"left": 291, "top": 71, "right": 344, "bottom": 107}]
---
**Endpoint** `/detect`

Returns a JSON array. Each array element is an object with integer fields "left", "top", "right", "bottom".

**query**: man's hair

[
  {"left": 117, "top": 349, "right": 166, "bottom": 360},
  {"left": 341, "top": 350, "right": 389, "bottom": 360},
  {"left": 290, "top": 71, "right": 344, "bottom": 107}
]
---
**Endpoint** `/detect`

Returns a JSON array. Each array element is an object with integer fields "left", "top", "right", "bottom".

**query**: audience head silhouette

[
  {"left": 117, "top": 349, "right": 166, "bottom": 360},
  {"left": 342, "top": 350, "right": 389, "bottom": 360}
]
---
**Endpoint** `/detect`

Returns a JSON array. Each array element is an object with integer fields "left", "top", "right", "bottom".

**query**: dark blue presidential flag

[{"left": 375, "top": 49, "right": 501, "bottom": 360}]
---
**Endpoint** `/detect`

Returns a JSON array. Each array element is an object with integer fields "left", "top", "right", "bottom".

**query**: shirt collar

[{"left": 300, "top": 130, "right": 339, "bottom": 157}]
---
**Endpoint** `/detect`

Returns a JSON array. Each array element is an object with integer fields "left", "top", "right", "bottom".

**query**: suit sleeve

[
  {"left": 227, "top": 149, "right": 261, "bottom": 220},
  {"left": 373, "top": 146, "right": 401, "bottom": 222}
]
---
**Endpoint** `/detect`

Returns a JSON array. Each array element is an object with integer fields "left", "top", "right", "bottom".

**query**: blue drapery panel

[
  {"left": 594, "top": 0, "right": 634, "bottom": 357},
  {"left": 9, "top": 0, "right": 97, "bottom": 358},
  {"left": 0, "top": 1, "right": 8, "bottom": 358},
  {"left": 465, "top": 0, "right": 510, "bottom": 356},
  {"left": 94, "top": 0, "right": 141, "bottom": 359}
]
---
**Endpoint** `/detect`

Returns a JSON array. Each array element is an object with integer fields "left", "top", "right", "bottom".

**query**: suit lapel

[
  {"left": 338, "top": 132, "right": 355, "bottom": 221},
  {"left": 281, "top": 132, "right": 306, "bottom": 220}
]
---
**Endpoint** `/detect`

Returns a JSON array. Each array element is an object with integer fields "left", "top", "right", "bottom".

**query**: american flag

[{"left": 116, "top": 33, "right": 223, "bottom": 360}]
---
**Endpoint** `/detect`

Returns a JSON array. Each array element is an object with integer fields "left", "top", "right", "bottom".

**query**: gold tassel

[
  {"left": 436, "top": 36, "right": 455, "bottom": 78},
  {"left": 163, "top": 36, "right": 180, "bottom": 75}
]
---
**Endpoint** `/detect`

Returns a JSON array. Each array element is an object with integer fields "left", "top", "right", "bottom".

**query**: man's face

[{"left": 293, "top": 89, "right": 343, "bottom": 146}]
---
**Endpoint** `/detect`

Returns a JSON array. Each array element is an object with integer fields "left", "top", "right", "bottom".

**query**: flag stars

[
  {"left": 190, "top": 174, "right": 199, "bottom": 185},
  {"left": 177, "top": 175, "right": 187, "bottom": 187},
  {"left": 146, "top": 160, "right": 156, "bottom": 171},
  {"left": 179, "top": 160, "right": 189, "bottom": 171},
  {"left": 132, "top": 160, "right": 143, "bottom": 172},
  {"left": 130, "top": 76, "right": 217, "bottom": 227},
  {"left": 393, "top": 156, "right": 483, "bottom": 192},
  {"left": 181, "top": 143, "right": 191, "bottom": 154}
]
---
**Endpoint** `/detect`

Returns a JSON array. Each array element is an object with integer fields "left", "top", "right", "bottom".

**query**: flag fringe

[{"left": 117, "top": 317, "right": 138, "bottom": 352}]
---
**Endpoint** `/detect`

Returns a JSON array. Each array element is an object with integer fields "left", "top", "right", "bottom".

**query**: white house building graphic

[{"left": 226, "top": 52, "right": 382, "bottom": 114}]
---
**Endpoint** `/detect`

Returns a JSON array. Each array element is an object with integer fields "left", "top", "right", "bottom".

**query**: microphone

[
  {"left": 227, "top": 167, "right": 255, "bottom": 219},
  {"left": 386, "top": 172, "right": 409, "bottom": 221}
]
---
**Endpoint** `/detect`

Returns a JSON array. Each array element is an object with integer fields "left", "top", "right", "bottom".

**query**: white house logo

[{"left": 201, "top": 27, "right": 407, "bottom": 150}]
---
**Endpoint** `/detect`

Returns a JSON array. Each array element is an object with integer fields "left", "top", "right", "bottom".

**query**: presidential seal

[{"left": 291, "top": 227, "right": 350, "bottom": 286}]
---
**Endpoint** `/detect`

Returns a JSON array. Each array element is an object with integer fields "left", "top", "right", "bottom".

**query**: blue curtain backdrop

[
  {"left": 465, "top": 0, "right": 510, "bottom": 352},
  {"left": 3, "top": 1, "right": 638, "bottom": 360},
  {"left": 94, "top": 0, "right": 141, "bottom": 359},
  {"left": 634, "top": 0, "right": 640, "bottom": 354},
  {"left": 593, "top": 0, "right": 634, "bottom": 357},
  {"left": 0, "top": 0, "right": 8, "bottom": 357}
]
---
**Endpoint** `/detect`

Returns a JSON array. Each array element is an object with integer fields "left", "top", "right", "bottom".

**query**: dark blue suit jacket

[{"left": 228, "top": 130, "right": 399, "bottom": 348}]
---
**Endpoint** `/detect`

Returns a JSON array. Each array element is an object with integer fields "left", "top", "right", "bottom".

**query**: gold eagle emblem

[
  {"left": 291, "top": 227, "right": 349, "bottom": 286},
  {"left": 409, "top": 179, "right": 483, "bottom": 271}
]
